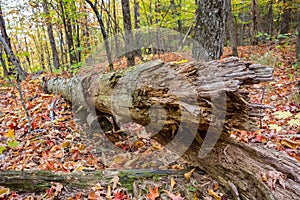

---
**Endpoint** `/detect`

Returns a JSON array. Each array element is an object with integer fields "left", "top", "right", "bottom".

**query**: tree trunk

[
  {"left": 0, "top": 36, "right": 26, "bottom": 80},
  {"left": 226, "top": 0, "right": 238, "bottom": 57},
  {"left": 296, "top": 12, "right": 300, "bottom": 61},
  {"left": 0, "top": 4, "right": 12, "bottom": 57},
  {"left": 23, "top": 37, "right": 31, "bottom": 68},
  {"left": 85, "top": 0, "right": 113, "bottom": 71},
  {"left": 279, "top": 0, "right": 290, "bottom": 34},
  {"left": 0, "top": 47, "right": 8, "bottom": 77},
  {"left": 112, "top": 0, "right": 120, "bottom": 58},
  {"left": 44, "top": 58, "right": 300, "bottom": 199},
  {"left": 59, "top": 0, "right": 77, "bottom": 66},
  {"left": 0, "top": 169, "right": 188, "bottom": 192},
  {"left": 0, "top": 5, "right": 26, "bottom": 80},
  {"left": 134, "top": 0, "right": 141, "bottom": 57},
  {"left": 42, "top": 0, "right": 60, "bottom": 69},
  {"left": 251, "top": 0, "right": 259, "bottom": 45},
  {"left": 267, "top": 1, "right": 274, "bottom": 36},
  {"left": 192, "top": 0, "right": 226, "bottom": 61},
  {"left": 121, "top": 0, "right": 135, "bottom": 67}
]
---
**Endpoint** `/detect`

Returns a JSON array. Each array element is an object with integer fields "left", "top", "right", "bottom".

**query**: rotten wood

[
  {"left": 0, "top": 169, "right": 190, "bottom": 192},
  {"left": 43, "top": 57, "right": 300, "bottom": 199}
]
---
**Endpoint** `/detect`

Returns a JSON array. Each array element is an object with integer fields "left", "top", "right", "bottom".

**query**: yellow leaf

[
  {"left": 170, "top": 177, "right": 176, "bottom": 191},
  {"left": 184, "top": 168, "right": 195, "bottom": 180},
  {"left": 273, "top": 111, "right": 292, "bottom": 119},
  {"left": 288, "top": 119, "right": 300, "bottom": 126},
  {"left": 62, "top": 141, "right": 71, "bottom": 148},
  {"left": 295, "top": 113, "right": 300, "bottom": 119},
  {"left": 280, "top": 139, "right": 300, "bottom": 150},
  {"left": 207, "top": 189, "right": 221, "bottom": 200},
  {"left": 5, "top": 129, "right": 15, "bottom": 138},
  {"left": 174, "top": 59, "right": 189, "bottom": 64},
  {"left": 268, "top": 124, "right": 282, "bottom": 132},
  {"left": 0, "top": 186, "right": 10, "bottom": 198},
  {"left": 106, "top": 185, "right": 112, "bottom": 199}
]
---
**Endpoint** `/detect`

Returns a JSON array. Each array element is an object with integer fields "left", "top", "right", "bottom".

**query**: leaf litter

[{"left": 0, "top": 44, "right": 299, "bottom": 199}]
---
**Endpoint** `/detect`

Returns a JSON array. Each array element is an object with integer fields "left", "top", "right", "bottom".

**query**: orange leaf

[
  {"left": 4, "top": 129, "right": 15, "bottom": 138},
  {"left": 146, "top": 186, "right": 159, "bottom": 200}
]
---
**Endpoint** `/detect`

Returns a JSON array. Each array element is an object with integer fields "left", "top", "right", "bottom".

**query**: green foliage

[
  {"left": 7, "top": 140, "right": 20, "bottom": 148},
  {"left": 0, "top": 146, "right": 6, "bottom": 154}
]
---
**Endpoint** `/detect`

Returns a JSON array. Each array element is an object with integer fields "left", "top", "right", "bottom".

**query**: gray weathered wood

[{"left": 44, "top": 58, "right": 300, "bottom": 199}]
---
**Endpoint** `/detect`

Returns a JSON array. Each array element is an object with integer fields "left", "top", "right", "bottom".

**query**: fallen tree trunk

[
  {"left": 44, "top": 58, "right": 300, "bottom": 199},
  {"left": 0, "top": 169, "right": 190, "bottom": 192}
]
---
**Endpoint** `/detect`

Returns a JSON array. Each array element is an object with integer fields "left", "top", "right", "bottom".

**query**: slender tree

[
  {"left": 0, "top": 36, "right": 26, "bottom": 80},
  {"left": 112, "top": 0, "right": 119, "bottom": 57},
  {"left": 42, "top": 0, "right": 60, "bottom": 69},
  {"left": 192, "top": 0, "right": 226, "bottom": 61},
  {"left": 251, "top": 0, "right": 259, "bottom": 45},
  {"left": 296, "top": 13, "right": 300, "bottom": 61},
  {"left": 121, "top": 0, "right": 135, "bottom": 66},
  {"left": 266, "top": 0, "right": 274, "bottom": 36},
  {"left": 226, "top": 0, "right": 238, "bottom": 56},
  {"left": 134, "top": 0, "right": 141, "bottom": 56},
  {"left": 0, "top": 4, "right": 26, "bottom": 80},
  {"left": 0, "top": 47, "right": 8, "bottom": 76},
  {"left": 85, "top": 0, "right": 113, "bottom": 71},
  {"left": 279, "top": 0, "right": 291, "bottom": 34},
  {"left": 59, "top": 0, "right": 77, "bottom": 66}
]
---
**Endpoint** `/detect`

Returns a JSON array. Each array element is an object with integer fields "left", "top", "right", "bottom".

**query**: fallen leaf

[
  {"left": 146, "top": 186, "right": 159, "bottom": 200},
  {"left": 288, "top": 119, "right": 300, "bottom": 126},
  {"left": 163, "top": 190, "right": 184, "bottom": 200},
  {"left": 0, "top": 186, "right": 10, "bottom": 198},
  {"left": 207, "top": 189, "right": 221, "bottom": 200},
  {"left": 170, "top": 177, "right": 176, "bottom": 191},
  {"left": 110, "top": 176, "right": 120, "bottom": 189},
  {"left": 4, "top": 129, "right": 15, "bottom": 138},
  {"left": 273, "top": 111, "right": 292, "bottom": 119},
  {"left": 280, "top": 138, "right": 300, "bottom": 149},
  {"left": 261, "top": 171, "right": 286, "bottom": 189},
  {"left": 106, "top": 185, "right": 112, "bottom": 199},
  {"left": 184, "top": 168, "right": 195, "bottom": 180}
]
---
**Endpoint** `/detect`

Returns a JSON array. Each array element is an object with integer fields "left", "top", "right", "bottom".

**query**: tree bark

[
  {"left": 226, "top": 0, "right": 238, "bottom": 57},
  {"left": 251, "top": 0, "right": 259, "bottom": 45},
  {"left": 59, "top": 0, "right": 77, "bottom": 66},
  {"left": 0, "top": 36, "right": 26, "bottom": 80},
  {"left": 0, "top": 5, "right": 26, "bottom": 80},
  {"left": 134, "top": 0, "right": 141, "bottom": 56},
  {"left": 42, "top": 0, "right": 60, "bottom": 69},
  {"left": 267, "top": 1, "right": 274, "bottom": 36},
  {"left": 85, "top": 0, "right": 113, "bottom": 71},
  {"left": 296, "top": 12, "right": 300, "bottom": 61},
  {"left": 43, "top": 58, "right": 300, "bottom": 199},
  {"left": 0, "top": 169, "right": 188, "bottom": 192},
  {"left": 279, "top": 0, "right": 291, "bottom": 34},
  {"left": 0, "top": 47, "right": 8, "bottom": 77},
  {"left": 192, "top": 0, "right": 226, "bottom": 61},
  {"left": 121, "top": 0, "right": 135, "bottom": 67}
]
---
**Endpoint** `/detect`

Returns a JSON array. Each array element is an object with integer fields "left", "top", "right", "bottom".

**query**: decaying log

[
  {"left": 44, "top": 57, "right": 300, "bottom": 199},
  {"left": 0, "top": 169, "right": 189, "bottom": 192}
]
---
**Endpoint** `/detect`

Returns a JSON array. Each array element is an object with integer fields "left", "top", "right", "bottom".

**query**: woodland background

[{"left": 0, "top": 0, "right": 300, "bottom": 199}]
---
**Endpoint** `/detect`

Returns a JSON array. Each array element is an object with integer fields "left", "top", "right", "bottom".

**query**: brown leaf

[{"left": 163, "top": 190, "right": 184, "bottom": 200}]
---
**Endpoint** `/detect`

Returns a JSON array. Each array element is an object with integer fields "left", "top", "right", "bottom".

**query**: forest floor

[{"left": 0, "top": 43, "right": 299, "bottom": 199}]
